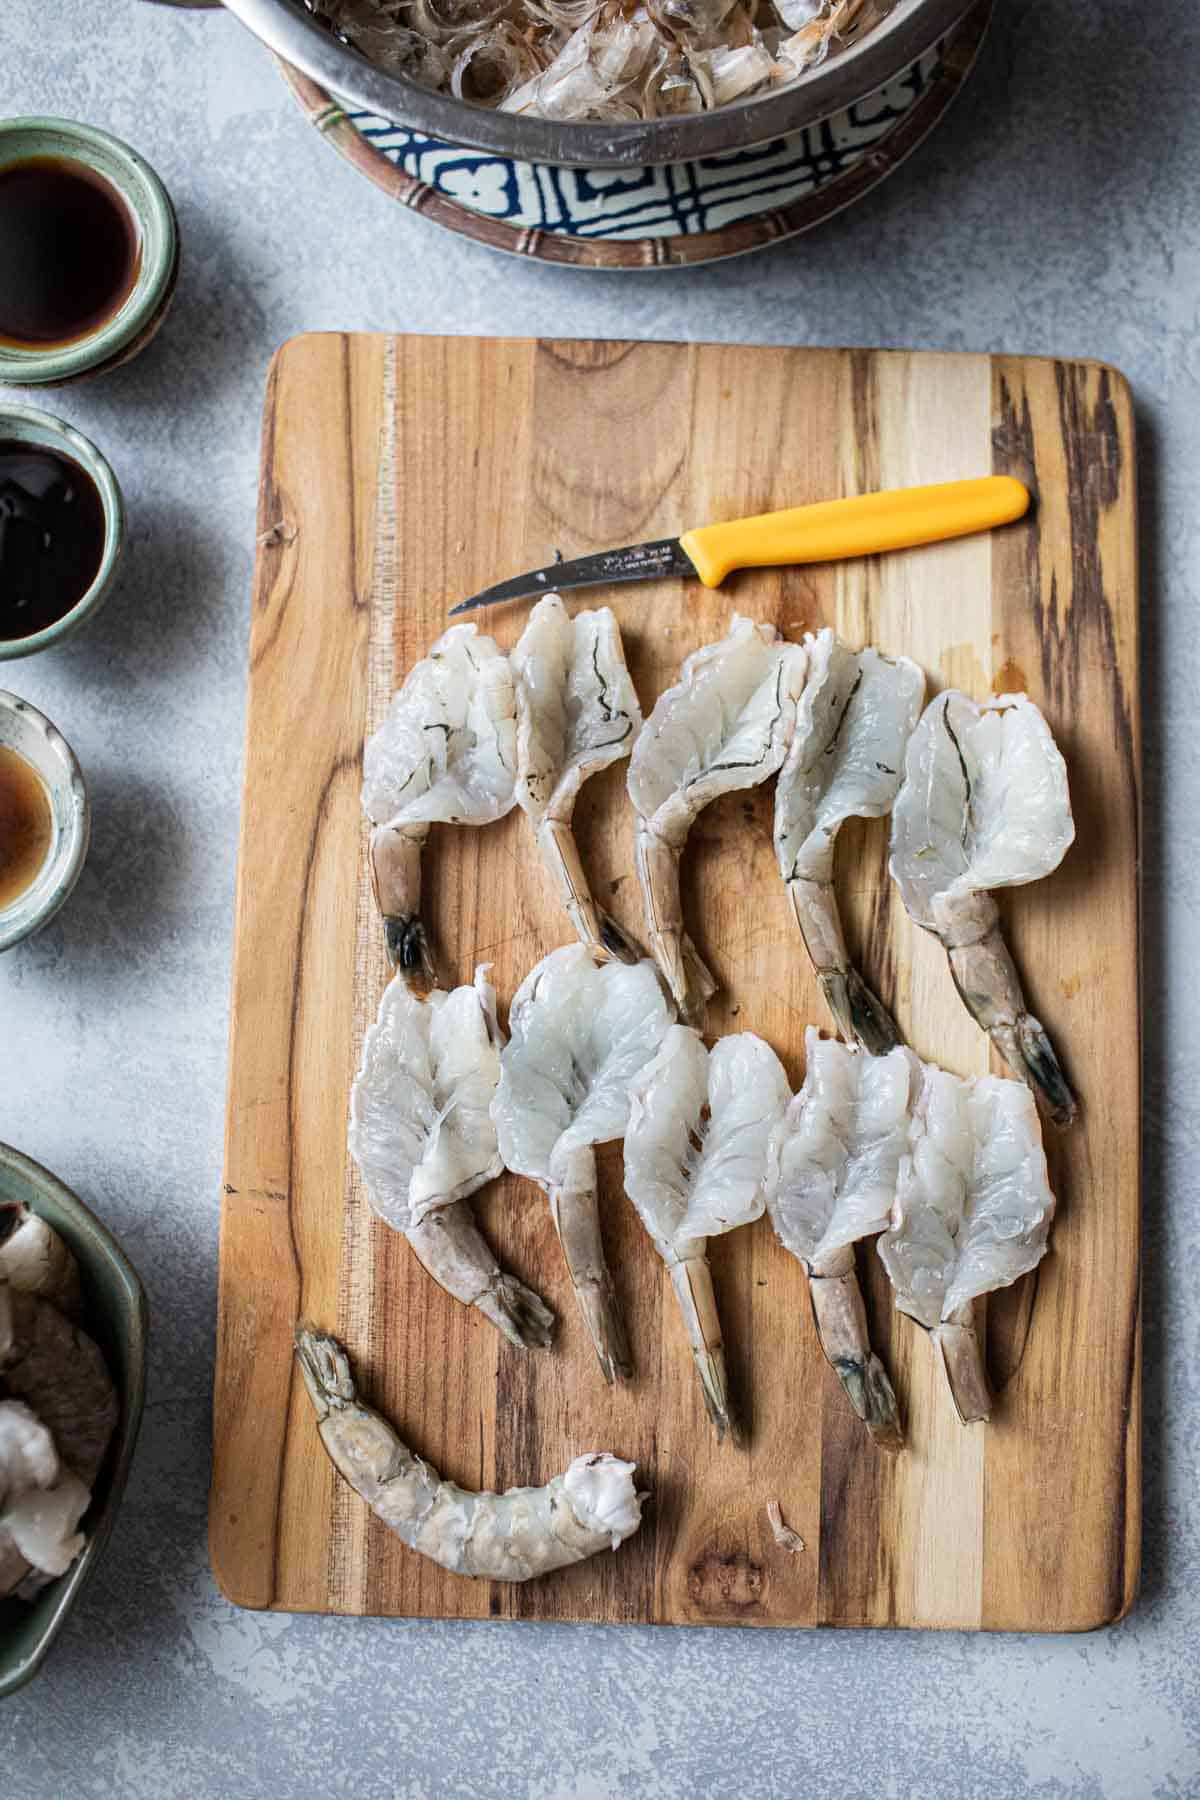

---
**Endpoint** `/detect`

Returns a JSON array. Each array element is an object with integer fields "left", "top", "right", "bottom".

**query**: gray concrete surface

[{"left": 2, "top": 1, "right": 1197, "bottom": 1794}]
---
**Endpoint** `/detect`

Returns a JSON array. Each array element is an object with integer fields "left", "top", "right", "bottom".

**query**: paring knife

[{"left": 448, "top": 476, "right": 1031, "bottom": 615}]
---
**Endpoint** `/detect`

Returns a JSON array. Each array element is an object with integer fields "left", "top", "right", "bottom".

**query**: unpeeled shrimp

[{"left": 296, "top": 1325, "right": 643, "bottom": 1581}]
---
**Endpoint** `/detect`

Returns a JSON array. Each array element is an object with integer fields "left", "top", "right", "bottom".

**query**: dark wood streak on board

[
  {"left": 1054, "top": 363, "right": 1138, "bottom": 799},
  {"left": 1055, "top": 361, "right": 1140, "bottom": 1626}
]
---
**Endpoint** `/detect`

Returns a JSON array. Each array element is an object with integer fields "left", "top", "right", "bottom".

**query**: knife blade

[{"left": 448, "top": 476, "right": 1031, "bottom": 616}]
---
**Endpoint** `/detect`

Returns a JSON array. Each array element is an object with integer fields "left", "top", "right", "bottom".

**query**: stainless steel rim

[{"left": 218, "top": 0, "right": 975, "bottom": 167}]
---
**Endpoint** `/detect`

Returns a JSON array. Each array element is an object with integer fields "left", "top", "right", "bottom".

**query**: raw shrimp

[
  {"left": 491, "top": 944, "right": 673, "bottom": 1382},
  {"left": 296, "top": 1325, "right": 642, "bottom": 1580},
  {"left": 765, "top": 1027, "right": 915, "bottom": 1449},
  {"left": 349, "top": 966, "right": 554, "bottom": 1349},
  {"left": 878, "top": 1063, "right": 1056, "bottom": 1423},
  {"left": 512, "top": 595, "right": 642, "bottom": 962},
  {"left": 628, "top": 616, "right": 807, "bottom": 1027},
  {"left": 363, "top": 624, "right": 517, "bottom": 994},
  {"left": 624, "top": 1025, "right": 789, "bottom": 1439},
  {"left": 775, "top": 630, "right": 924, "bottom": 1053},
  {"left": 889, "top": 691, "right": 1078, "bottom": 1125},
  {"left": 0, "top": 1202, "right": 82, "bottom": 1318}
]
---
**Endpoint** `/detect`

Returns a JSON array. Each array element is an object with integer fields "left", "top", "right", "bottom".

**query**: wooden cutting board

[{"left": 211, "top": 335, "right": 1140, "bottom": 1632}]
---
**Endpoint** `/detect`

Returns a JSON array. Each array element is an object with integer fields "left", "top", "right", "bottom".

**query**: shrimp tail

[
  {"left": 939, "top": 892, "right": 1078, "bottom": 1128},
  {"left": 820, "top": 967, "right": 903, "bottom": 1059},
  {"left": 405, "top": 1202, "right": 555, "bottom": 1350},
  {"left": 933, "top": 1302, "right": 992, "bottom": 1424},
  {"left": 668, "top": 1254, "right": 734, "bottom": 1443},
  {"left": 807, "top": 1245, "right": 903, "bottom": 1452},
  {"left": 635, "top": 821, "right": 717, "bottom": 1027},
  {"left": 989, "top": 1014, "right": 1078, "bottom": 1131},
  {"left": 295, "top": 1323, "right": 356, "bottom": 1418},
  {"left": 536, "top": 816, "right": 640, "bottom": 965},
  {"left": 370, "top": 822, "right": 438, "bottom": 996},
  {"left": 787, "top": 876, "right": 900, "bottom": 1056},
  {"left": 548, "top": 1144, "right": 632, "bottom": 1384}
]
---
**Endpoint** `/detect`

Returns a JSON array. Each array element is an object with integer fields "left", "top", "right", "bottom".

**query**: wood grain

[{"left": 211, "top": 336, "right": 1141, "bottom": 1631}]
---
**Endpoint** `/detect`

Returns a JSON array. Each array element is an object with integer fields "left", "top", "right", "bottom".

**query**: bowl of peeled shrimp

[
  {"left": 150, "top": 0, "right": 975, "bottom": 167},
  {"left": 0, "top": 1146, "right": 147, "bottom": 1697}
]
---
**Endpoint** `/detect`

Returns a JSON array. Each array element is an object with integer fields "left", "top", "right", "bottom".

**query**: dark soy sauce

[
  {"left": 0, "top": 157, "right": 141, "bottom": 349},
  {"left": 0, "top": 442, "right": 107, "bottom": 639},
  {"left": 0, "top": 745, "right": 53, "bottom": 908}
]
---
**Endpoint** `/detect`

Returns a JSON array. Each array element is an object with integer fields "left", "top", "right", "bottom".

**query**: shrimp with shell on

[
  {"left": 889, "top": 691, "right": 1078, "bottom": 1126},
  {"left": 363, "top": 623, "right": 517, "bottom": 994},
  {"left": 349, "top": 966, "right": 555, "bottom": 1349},
  {"left": 512, "top": 594, "right": 642, "bottom": 962},
  {"left": 296, "top": 1325, "right": 643, "bottom": 1581},
  {"left": 627, "top": 616, "right": 808, "bottom": 1027},
  {"left": 774, "top": 629, "right": 924, "bottom": 1054}
]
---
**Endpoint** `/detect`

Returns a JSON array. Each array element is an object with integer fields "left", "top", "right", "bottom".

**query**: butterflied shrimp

[
  {"left": 624, "top": 1026, "right": 788, "bottom": 1439},
  {"left": 628, "top": 616, "right": 807, "bottom": 1027},
  {"left": 492, "top": 944, "right": 674, "bottom": 1383},
  {"left": 878, "top": 1064, "right": 1056, "bottom": 1424},
  {"left": 512, "top": 595, "right": 642, "bottom": 962},
  {"left": 363, "top": 624, "right": 517, "bottom": 993},
  {"left": 296, "top": 1325, "right": 643, "bottom": 1581},
  {"left": 775, "top": 630, "right": 924, "bottom": 1054},
  {"left": 349, "top": 966, "right": 555, "bottom": 1350},
  {"left": 889, "top": 691, "right": 1077, "bottom": 1125},
  {"left": 765, "top": 1028, "right": 916, "bottom": 1449}
]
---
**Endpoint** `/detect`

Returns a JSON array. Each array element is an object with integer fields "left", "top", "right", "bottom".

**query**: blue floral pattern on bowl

[{"left": 341, "top": 41, "right": 941, "bottom": 240}]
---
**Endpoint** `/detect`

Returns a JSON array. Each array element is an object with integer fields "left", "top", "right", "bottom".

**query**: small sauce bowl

[
  {"left": 0, "top": 691, "right": 89, "bottom": 952},
  {"left": 0, "top": 403, "right": 126, "bottom": 659},
  {"left": 0, "top": 117, "right": 178, "bottom": 387}
]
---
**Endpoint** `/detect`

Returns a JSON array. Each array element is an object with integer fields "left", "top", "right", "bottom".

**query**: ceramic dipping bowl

[
  {"left": 0, "top": 404, "right": 126, "bottom": 659},
  {"left": 0, "top": 691, "right": 90, "bottom": 952},
  {"left": 0, "top": 116, "right": 179, "bottom": 386},
  {"left": 0, "top": 1145, "right": 148, "bottom": 1697}
]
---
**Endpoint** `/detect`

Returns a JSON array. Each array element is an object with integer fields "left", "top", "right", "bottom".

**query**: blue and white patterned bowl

[{"left": 280, "top": 1, "right": 988, "bottom": 268}]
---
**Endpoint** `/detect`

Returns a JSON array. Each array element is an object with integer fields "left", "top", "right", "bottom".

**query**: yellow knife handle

[{"left": 677, "top": 476, "right": 1031, "bottom": 588}]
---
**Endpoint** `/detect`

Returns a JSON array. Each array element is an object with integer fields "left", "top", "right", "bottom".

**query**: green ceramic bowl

[
  {"left": 0, "top": 691, "right": 90, "bottom": 952},
  {"left": 0, "top": 118, "right": 178, "bottom": 386},
  {"left": 0, "top": 403, "right": 125, "bottom": 658},
  {"left": 0, "top": 1145, "right": 147, "bottom": 1698}
]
